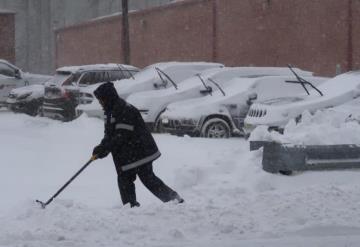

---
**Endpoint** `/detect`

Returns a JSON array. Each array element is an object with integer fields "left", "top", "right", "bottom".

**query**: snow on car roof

[
  {"left": 257, "top": 71, "right": 360, "bottom": 108},
  {"left": 163, "top": 77, "right": 258, "bottom": 117},
  {"left": 127, "top": 67, "right": 315, "bottom": 99},
  {"left": 109, "top": 62, "right": 224, "bottom": 94},
  {"left": 141, "top": 61, "right": 223, "bottom": 70},
  {"left": 56, "top": 63, "right": 139, "bottom": 73},
  {"left": 315, "top": 71, "right": 360, "bottom": 96}
]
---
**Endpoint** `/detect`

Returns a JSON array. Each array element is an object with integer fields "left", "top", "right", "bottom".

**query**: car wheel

[
  {"left": 154, "top": 118, "right": 162, "bottom": 133},
  {"left": 37, "top": 105, "right": 44, "bottom": 117},
  {"left": 201, "top": 118, "right": 230, "bottom": 138},
  {"left": 153, "top": 109, "right": 166, "bottom": 133}
]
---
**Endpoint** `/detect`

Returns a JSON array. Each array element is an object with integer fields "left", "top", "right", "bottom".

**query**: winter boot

[{"left": 130, "top": 201, "right": 141, "bottom": 208}]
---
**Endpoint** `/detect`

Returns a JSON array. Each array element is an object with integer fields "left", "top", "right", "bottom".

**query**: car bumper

[
  {"left": 7, "top": 101, "right": 26, "bottom": 111},
  {"left": 43, "top": 98, "right": 76, "bottom": 121},
  {"left": 243, "top": 122, "right": 284, "bottom": 136},
  {"left": 243, "top": 123, "right": 258, "bottom": 136}
]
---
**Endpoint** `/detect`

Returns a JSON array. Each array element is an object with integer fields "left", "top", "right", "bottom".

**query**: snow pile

[
  {"left": 250, "top": 99, "right": 360, "bottom": 145},
  {"left": 2, "top": 112, "right": 360, "bottom": 246}
]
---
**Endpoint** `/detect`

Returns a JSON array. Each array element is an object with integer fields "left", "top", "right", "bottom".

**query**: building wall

[
  {"left": 56, "top": 0, "right": 359, "bottom": 76},
  {"left": 0, "top": 0, "right": 173, "bottom": 74},
  {"left": 56, "top": 0, "right": 215, "bottom": 68},
  {"left": 217, "top": 0, "right": 351, "bottom": 75},
  {"left": 55, "top": 16, "right": 123, "bottom": 67},
  {"left": 129, "top": 0, "right": 214, "bottom": 68},
  {"left": 353, "top": 0, "right": 360, "bottom": 71},
  {"left": 0, "top": 12, "right": 15, "bottom": 63}
]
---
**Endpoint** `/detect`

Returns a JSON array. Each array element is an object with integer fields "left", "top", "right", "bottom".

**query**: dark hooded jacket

[{"left": 93, "top": 82, "right": 160, "bottom": 172}]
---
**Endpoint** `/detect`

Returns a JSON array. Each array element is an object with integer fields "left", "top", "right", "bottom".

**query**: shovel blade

[{"left": 35, "top": 200, "right": 47, "bottom": 209}]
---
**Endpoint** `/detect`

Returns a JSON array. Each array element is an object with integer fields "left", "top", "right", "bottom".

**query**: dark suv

[{"left": 42, "top": 64, "right": 139, "bottom": 121}]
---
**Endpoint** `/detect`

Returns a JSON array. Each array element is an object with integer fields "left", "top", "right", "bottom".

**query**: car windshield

[
  {"left": 52, "top": 71, "right": 77, "bottom": 85},
  {"left": 0, "top": 62, "right": 16, "bottom": 77},
  {"left": 132, "top": 66, "right": 157, "bottom": 81}
]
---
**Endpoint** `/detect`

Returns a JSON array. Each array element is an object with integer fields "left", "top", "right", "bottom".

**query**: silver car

[{"left": 0, "top": 59, "right": 52, "bottom": 106}]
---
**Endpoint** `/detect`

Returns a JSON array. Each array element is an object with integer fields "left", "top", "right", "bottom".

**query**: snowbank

[{"left": 250, "top": 99, "right": 360, "bottom": 145}]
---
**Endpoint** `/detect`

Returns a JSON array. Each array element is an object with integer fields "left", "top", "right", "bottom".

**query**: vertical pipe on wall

[
  {"left": 347, "top": 0, "right": 353, "bottom": 71},
  {"left": 122, "top": 0, "right": 130, "bottom": 64},
  {"left": 24, "top": 0, "right": 29, "bottom": 71},
  {"left": 212, "top": 0, "right": 217, "bottom": 62}
]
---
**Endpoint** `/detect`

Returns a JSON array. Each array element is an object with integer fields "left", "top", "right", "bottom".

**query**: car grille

[{"left": 248, "top": 108, "right": 267, "bottom": 117}]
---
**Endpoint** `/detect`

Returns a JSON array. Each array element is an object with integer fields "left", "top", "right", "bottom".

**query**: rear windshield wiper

[
  {"left": 154, "top": 67, "right": 178, "bottom": 90},
  {"left": 207, "top": 78, "right": 226, "bottom": 96},
  {"left": 286, "top": 64, "right": 323, "bottom": 96},
  {"left": 196, "top": 74, "right": 213, "bottom": 95}
]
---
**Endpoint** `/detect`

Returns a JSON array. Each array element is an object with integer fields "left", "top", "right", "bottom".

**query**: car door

[{"left": 0, "top": 62, "right": 24, "bottom": 103}]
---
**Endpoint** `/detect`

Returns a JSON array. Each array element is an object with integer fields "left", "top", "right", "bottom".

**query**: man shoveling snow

[{"left": 92, "top": 82, "right": 184, "bottom": 207}]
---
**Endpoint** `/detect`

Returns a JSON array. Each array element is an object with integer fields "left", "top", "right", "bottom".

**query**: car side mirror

[
  {"left": 246, "top": 93, "right": 258, "bottom": 105},
  {"left": 248, "top": 93, "right": 257, "bottom": 101},
  {"left": 153, "top": 81, "right": 166, "bottom": 89},
  {"left": 14, "top": 69, "right": 21, "bottom": 79}
]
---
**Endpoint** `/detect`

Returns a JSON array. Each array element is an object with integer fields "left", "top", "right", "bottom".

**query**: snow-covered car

[
  {"left": 127, "top": 66, "right": 315, "bottom": 131},
  {"left": 160, "top": 74, "right": 327, "bottom": 138},
  {"left": 244, "top": 71, "right": 360, "bottom": 136},
  {"left": 42, "top": 64, "right": 139, "bottom": 121},
  {"left": 6, "top": 84, "right": 47, "bottom": 116},
  {"left": 0, "top": 59, "right": 52, "bottom": 106},
  {"left": 76, "top": 61, "right": 223, "bottom": 119},
  {"left": 249, "top": 97, "right": 360, "bottom": 145}
]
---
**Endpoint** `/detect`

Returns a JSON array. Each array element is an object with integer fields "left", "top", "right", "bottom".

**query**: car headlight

[
  {"left": 17, "top": 92, "right": 32, "bottom": 100},
  {"left": 8, "top": 93, "right": 17, "bottom": 99}
]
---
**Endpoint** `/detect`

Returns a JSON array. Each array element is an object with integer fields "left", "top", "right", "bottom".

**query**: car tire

[{"left": 201, "top": 118, "right": 231, "bottom": 138}]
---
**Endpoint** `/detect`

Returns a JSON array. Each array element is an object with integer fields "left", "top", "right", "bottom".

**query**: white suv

[{"left": 244, "top": 71, "right": 360, "bottom": 136}]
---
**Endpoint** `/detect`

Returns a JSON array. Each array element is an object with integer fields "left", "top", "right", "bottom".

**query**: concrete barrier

[{"left": 260, "top": 141, "right": 360, "bottom": 174}]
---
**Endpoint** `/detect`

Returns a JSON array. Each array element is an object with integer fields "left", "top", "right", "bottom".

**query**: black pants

[{"left": 116, "top": 162, "right": 178, "bottom": 205}]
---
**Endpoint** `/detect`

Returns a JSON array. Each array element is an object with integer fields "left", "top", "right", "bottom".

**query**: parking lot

[{"left": 1, "top": 111, "right": 360, "bottom": 246}]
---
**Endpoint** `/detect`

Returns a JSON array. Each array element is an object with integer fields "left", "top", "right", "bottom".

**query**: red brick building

[
  {"left": 0, "top": 9, "right": 15, "bottom": 63},
  {"left": 55, "top": 0, "right": 360, "bottom": 76}
]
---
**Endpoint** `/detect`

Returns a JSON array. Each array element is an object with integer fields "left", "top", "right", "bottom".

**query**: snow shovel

[{"left": 36, "top": 155, "right": 97, "bottom": 209}]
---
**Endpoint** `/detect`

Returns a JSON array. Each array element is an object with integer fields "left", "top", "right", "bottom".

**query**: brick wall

[
  {"left": 353, "top": 0, "right": 360, "bottom": 71},
  {"left": 217, "top": 0, "right": 350, "bottom": 75},
  {"left": 56, "top": 15, "right": 123, "bottom": 68},
  {"left": 55, "top": 0, "right": 359, "bottom": 76},
  {"left": 129, "top": 0, "right": 214, "bottom": 68},
  {"left": 0, "top": 12, "right": 15, "bottom": 63}
]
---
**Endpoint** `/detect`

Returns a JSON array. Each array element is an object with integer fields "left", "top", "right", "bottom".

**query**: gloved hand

[{"left": 92, "top": 145, "right": 108, "bottom": 159}]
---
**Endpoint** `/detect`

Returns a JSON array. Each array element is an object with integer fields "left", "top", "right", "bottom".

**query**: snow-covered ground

[{"left": 1, "top": 111, "right": 360, "bottom": 246}]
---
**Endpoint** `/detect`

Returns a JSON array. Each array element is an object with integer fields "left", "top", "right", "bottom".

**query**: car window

[
  {"left": 0, "top": 62, "right": 16, "bottom": 77},
  {"left": 62, "top": 73, "right": 80, "bottom": 86},
  {"left": 78, "top": 72, "right": 97, "bottom": 85},
  {"left": 53, "top": 71, "right": 72, "bottom": 85}
]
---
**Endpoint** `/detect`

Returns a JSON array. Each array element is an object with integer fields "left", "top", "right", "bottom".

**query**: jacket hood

[{"left": 94, "top": 82, "right": 120, "bottom": 112}]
